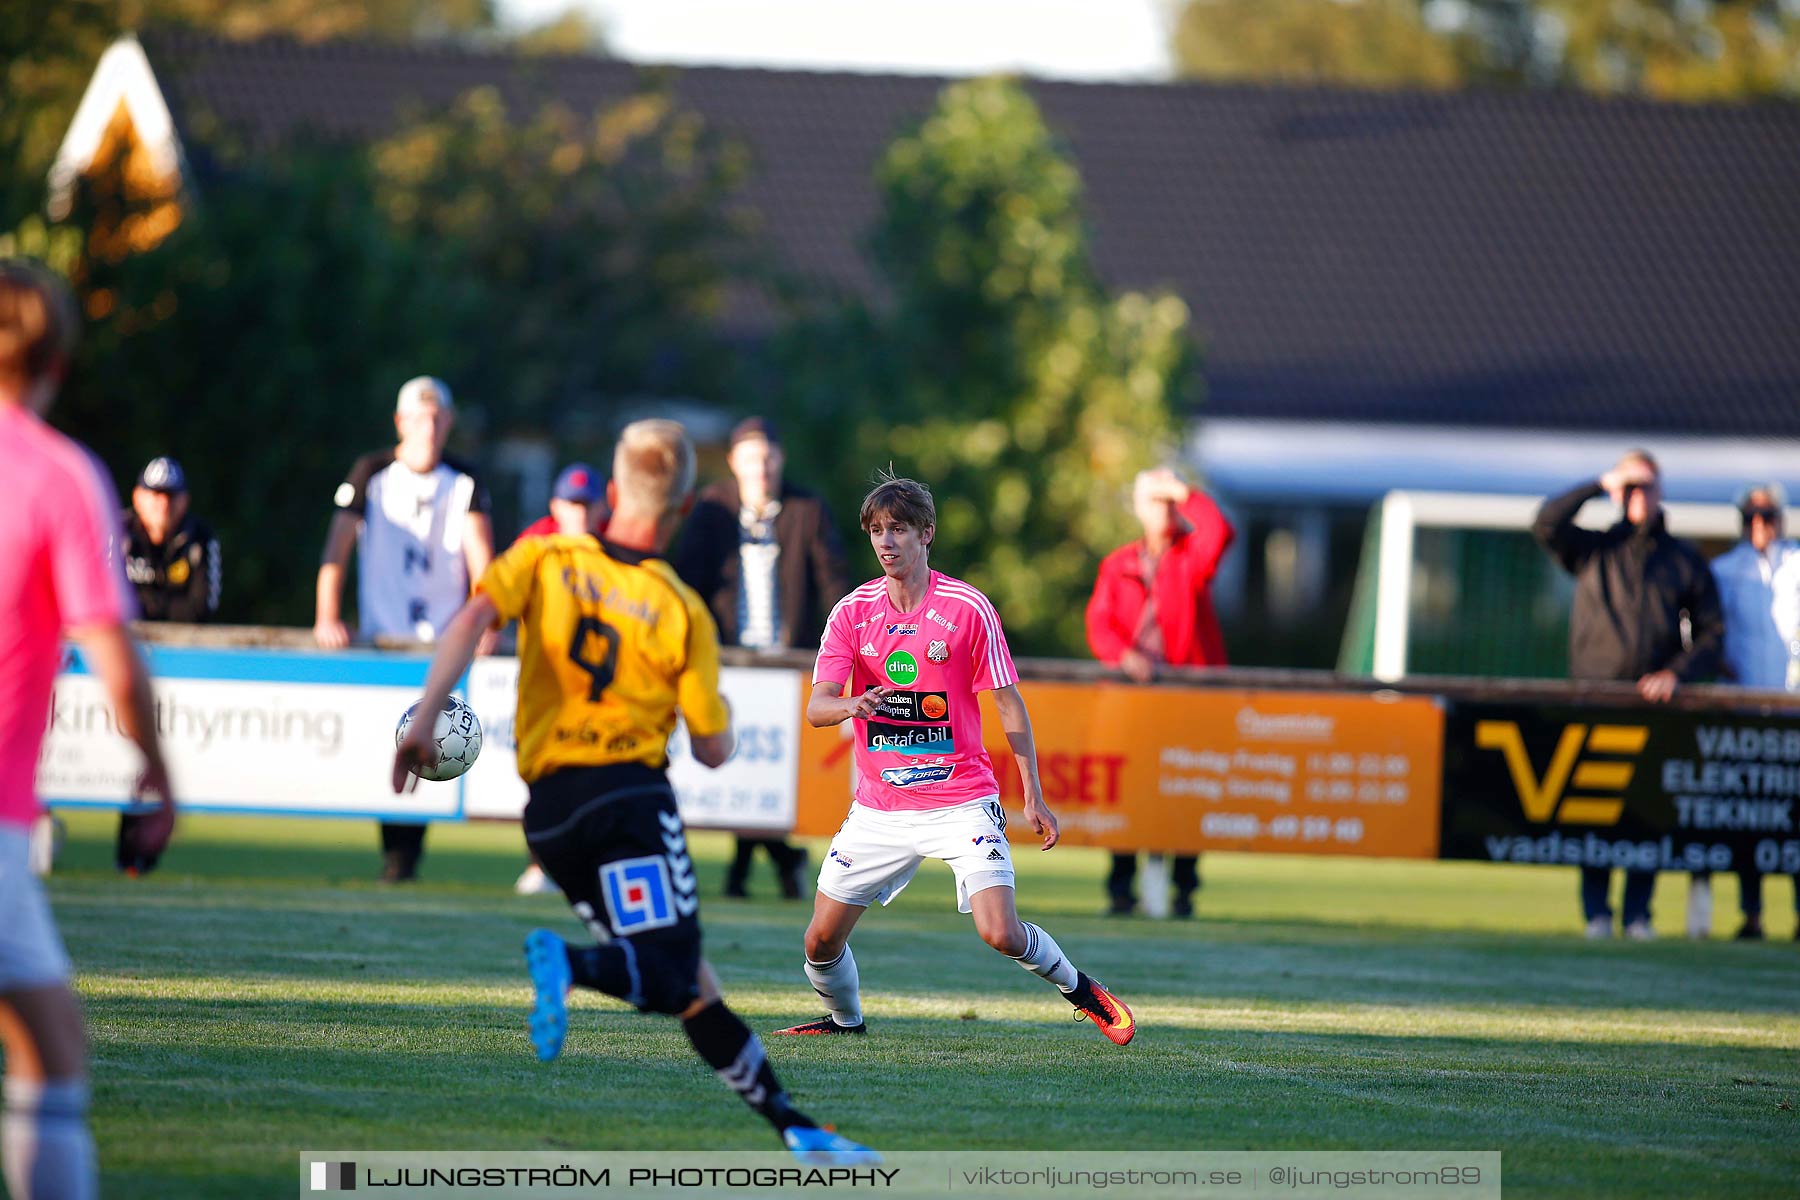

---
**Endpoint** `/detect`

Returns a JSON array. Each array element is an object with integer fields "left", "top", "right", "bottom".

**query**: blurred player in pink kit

[
  {"left": 0, "top": 261, "right": 175, "bottom": 1200},
  {"left": 773, "top": 473, "right": 1134, "bottom": 1045}
]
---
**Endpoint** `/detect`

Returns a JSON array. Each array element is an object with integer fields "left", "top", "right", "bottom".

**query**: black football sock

[
  {"left": 682, "top": 1000, "right": 813, "bottom": 1133},
  {"left": 566, "top": 943, "right": 633, "bottom": 1001}
]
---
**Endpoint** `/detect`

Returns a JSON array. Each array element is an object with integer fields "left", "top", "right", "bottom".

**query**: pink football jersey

[
  {"left": 813, "top": 570, "right": 1020, "bottom": 812},
  {"left": 0, "top": 406, "right": 131, "bottom": 830}
]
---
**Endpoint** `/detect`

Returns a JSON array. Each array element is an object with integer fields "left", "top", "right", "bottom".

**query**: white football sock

[
  {"left": 803, "top": 946, "right": 863, "bottom": 1027},
  {"left": 3, "top": 1078, "right": 96, "bottom": 1200},
  {"left": 1010, "top": 922, "right": 1079, "bottom": 992}
]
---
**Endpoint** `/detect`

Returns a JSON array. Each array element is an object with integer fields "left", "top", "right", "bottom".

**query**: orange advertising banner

[{"left": 795, "top": 680, "right": 1443, "bottom": 858}]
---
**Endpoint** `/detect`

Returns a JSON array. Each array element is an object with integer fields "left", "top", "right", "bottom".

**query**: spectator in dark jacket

[
  {"left": 117, "top": 456, "right": 218, "bottom": 874},
  {"left": 1533, "top": 450, "right": 1723, "bottom": 940},
  {"left": 122, "top": 456, "right": 219, "bottom": 624},
  {"left": 1086, "top": 467, "right": 1235, "bottom": 917},
  {"left": 672, "top": 417, "right": 850, "bottom": 898}
]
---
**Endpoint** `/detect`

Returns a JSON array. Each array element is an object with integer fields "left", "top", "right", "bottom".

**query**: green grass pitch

[{"left": 33, "top": 811, "right": 1800, "bottom": 1197}]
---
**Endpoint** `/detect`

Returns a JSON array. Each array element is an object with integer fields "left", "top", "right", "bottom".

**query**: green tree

[
  {"left": 36, "top": 78, "right": 756, "bottom": 625},
  {"left": 1543, "top": 0, "right": 1800, "bottom": 100},
  {"left": 368, "top": 82, "right": 757, "bottom": 441},
  {"left": 1173, "top": 0, "right": 1467, "bottom": 89},
  {"left": 1, "top": 0, "right": 561, "bottom": 234},
  {"left": 510, "top": 7, "right": 607, "bottom": 56},
  {"left": 51, "top": 139, "right": 467, "bottom": 624},
  {"left": 1, "top": 1, "right": 121, "bottom": 230},
  {"left": 1171, "top": 0, "right": 1800, "bottom": 100},
  {"left": 773, "top": 78, "right": 1194, "bottom": 656}
]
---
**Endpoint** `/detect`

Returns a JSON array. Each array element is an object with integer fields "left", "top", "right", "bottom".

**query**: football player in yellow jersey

[{"left": 393, "top": 419, "right": 874, "bottom": 1165}]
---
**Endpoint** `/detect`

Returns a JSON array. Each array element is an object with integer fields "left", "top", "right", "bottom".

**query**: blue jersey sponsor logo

[
  {"left": 885, "top": 622, "right": 919, "bottom": 636},
  {"left": 866, "top": 720, "right": 955, "bottom": 756},
  {"left": 880, "top": 764, "right": 957, "bottom": 788},
  {"left": 600, "top": 855, "right": 677, "bottom": 935}
]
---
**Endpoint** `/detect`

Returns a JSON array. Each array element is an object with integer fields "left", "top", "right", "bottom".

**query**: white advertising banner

[
  {"left": 39, "top": 648, "right": 458, "bottom": 821},
  {"left": 669, "top": 668, "right": 801, "bottom": 832},
  {"left": 461, "top": 660, "right": 800, "bottom": 831},
  {"left": 38, "top": 647, "right": 803, "bottom": 828}
]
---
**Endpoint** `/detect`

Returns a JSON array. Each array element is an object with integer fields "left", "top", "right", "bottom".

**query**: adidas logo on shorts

[{"left": 986, "top": 847, "right": 1005, "bottom": 861}]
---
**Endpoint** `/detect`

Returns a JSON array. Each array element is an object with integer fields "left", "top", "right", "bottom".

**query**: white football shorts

[
  {"left": 815, "top": 796, "right": 1015, "bottom": 914},
  {"left": 0, "top": 825, "right": 72, "bottom": 990}
]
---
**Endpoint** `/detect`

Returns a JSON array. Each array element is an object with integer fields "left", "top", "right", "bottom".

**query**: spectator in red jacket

[
  {"left": 1085, "top": 467, "right": 1235, "bottom": 917},
  {"left": 513, "top": 463, "right": 608, "bottom": 545}
]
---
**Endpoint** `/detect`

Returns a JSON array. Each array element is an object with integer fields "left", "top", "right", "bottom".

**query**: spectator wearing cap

[
  {"left": 513, "top": 463, "right": 610, "bottom": 544},
  {"left": 122, "top": 457, "right": 220, "bottom": 624},
  {"left": 116, "top": 455, "right": 219, "bottom": 875},
  {"left": 1086, "top": 467, "right": 1235, "bottom": 918},
  {"left": 1719, "top": 484, "right": 1800, "bottom": 939},
  {"left": 673, "top": 416, "right": 850, "bottom": 899},
  {"left": 314, "top": 375, "right": 494, "bottom": 882}
]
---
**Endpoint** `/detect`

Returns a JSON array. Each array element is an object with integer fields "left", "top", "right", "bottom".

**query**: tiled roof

[{"left": 138, "top": 29, "right": 1800, "bottom": 436}]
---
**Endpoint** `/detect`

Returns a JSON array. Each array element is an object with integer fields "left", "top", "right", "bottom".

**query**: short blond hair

[
  {"left": 1618, "top": 448, "right": 1661, "bottom": 480},
  {"left": 612, "top": 419, "right": 696, "bottom": 519},
  {"left": 0, "top": 260, "right": 78, "bottom": 387}
]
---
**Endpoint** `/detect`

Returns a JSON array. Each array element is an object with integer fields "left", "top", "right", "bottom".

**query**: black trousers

[
  {"left": 1108, "top": 853, "right": 1200, "bottom": 902},
  {"left": 523, "top": 762, "right": 704, "bottom": 1012},
  {"left": 1736, "top": 868, "right": 1800, "bottom": 918},
  {"left": 380, "top": 822, "right": 427, "bottom": 874},
  {"left": 727, "top": 836, "right": 807, "bottom": 894}
]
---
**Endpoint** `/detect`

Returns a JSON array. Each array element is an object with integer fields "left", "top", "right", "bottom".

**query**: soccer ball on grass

[{"left": 396, "top": 695, "right": 483, "bottom": 782}]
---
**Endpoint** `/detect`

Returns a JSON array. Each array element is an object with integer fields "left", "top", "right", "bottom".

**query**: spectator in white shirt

[{"left": 1711, "top": 484, "right": 1799, "bottom": 940}]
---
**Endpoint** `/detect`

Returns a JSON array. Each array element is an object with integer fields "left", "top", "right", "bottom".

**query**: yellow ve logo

[{"left": 1473, "top": 721, "right": 1648, "bottom": 826}]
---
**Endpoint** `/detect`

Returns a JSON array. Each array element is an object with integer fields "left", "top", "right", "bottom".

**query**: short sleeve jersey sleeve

[
  {"left": 813, "top": 600, "right": 857, "bottom": 689},
  {"left": 676, "top": 587, "right": 730, "bottom": 739},
  {"left": 965, "top": 592, "right": 1019, "bottom": 693},
  {"left": 476, "top": 536, "right": 550, "bottom": 623},
  {"left": 444, "top": 455, "right": 492, "bottom": 515},
  {"left": 50, "top": 449, "right": 130, "bottom": 628},
  {"left": 332, "top": 450, "right": 391, "bottom": 517}
]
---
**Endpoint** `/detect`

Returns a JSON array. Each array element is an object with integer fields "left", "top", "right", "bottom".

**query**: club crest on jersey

[
  {"left": 599, "top": 855, "right": 678, "bottom": 935},
  {"left": 927, "top": 640, "right": 950, "bottom": 663},
  {"left": 926, "top": 607, "right": 958, "bottom": 633},
  {"left": 885, "top": 622, "right": 919, "bottom": 636},
  {"left": 880, "top": 764, "right": 956, "bottom": 788}
]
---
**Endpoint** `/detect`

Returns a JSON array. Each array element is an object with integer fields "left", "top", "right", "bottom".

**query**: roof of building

[{"left": 101, "top": 30, "right": 1800, "bottom": 436}]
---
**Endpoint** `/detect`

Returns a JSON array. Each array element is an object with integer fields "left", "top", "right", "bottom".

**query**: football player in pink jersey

[
  {"left": 0, "top": 260, "right": 175, "bottom": 1200},
  {"left": 774, "top": 473, "right": 1133, "bottom": 1045}
]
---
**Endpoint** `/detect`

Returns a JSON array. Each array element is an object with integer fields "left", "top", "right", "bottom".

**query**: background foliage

[
  {"left": 1172, "top": 0, "right": 1800, "bottom": 100},
  {"left": 26, "top": 75, "right": 755, "bottom": 627},
  {"left": 11, "top": 2, "right": 1792, "bottom": 644},
  {"left": 768, "top": 78, "right": 1191, "bottom": 655}
]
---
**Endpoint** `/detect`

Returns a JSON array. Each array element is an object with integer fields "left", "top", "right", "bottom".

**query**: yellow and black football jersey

[{"left": 477, "top": 534, "right": 729, "bottom": 783}]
